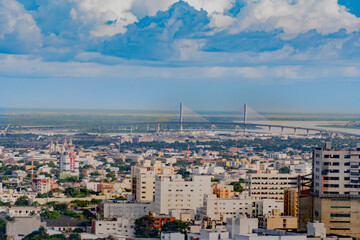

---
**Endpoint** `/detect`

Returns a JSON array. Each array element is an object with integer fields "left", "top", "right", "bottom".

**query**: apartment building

[
  {"left": 202, "top": 194, "right": 252, "bottom": 221},
  {"left": 255, "top": 199, "right": 284, "bottom": 217},
  {"left": 91, "top": 218, "right": 135, "bottom": 237},
  {"left": 155, "top": 174, "right": 212, "bottom": 215},
  {"left": 32, "top": 176, "right": 51, "bottom": 194},
  {"left": 57, "top": 151, "right": 79, "bottom": 174},
  {"left": 284, "top": 188, "right": 298, "bottom": 217},
  {"left": 258, "top": 209, "right": 297, "bottom": 230},
  {"left": 312, "top": 142, "right": 360, "bottom": 239},
  {"left": 247, "top": 173, "right": 298, "bottom": 200},
  {"left": 131, "top": 161, "right": 174, "bottom": 202},
  {"left": 99, "top": 200, "right": 154, "bottom": 219}
]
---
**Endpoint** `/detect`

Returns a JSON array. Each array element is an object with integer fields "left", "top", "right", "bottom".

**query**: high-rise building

[
  {"left": 32, "top": 176, "right": 51, "bottom": 194},
  {"left": 247, "top": 173, "right": 298, "bottom": 200},
  {"left": 56, "top": 138, "right": 79, "bottom": 174},
  {"left": 312, "top": 142, "right": 360, "bottom": 238},
  {"left": 131, "top": 161, "right": 174, "bottom": 202},
  {"left": 57, "top": 151, "right": 79, "bottom": 173},
  {"left": 154, "top": 174, "right": 211, "bottom": 215},
  {"left": 284, "top": 188, "right": 298, "bottom": 217}
]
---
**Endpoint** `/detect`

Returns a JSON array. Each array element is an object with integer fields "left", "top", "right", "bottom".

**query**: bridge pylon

[{"left": 179, "top": 102, "right": 183, "bottom": 133}]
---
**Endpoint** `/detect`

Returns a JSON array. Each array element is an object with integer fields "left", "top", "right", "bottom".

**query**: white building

[
  {"left": 267, "top": 153, "right": 287, "bottom": 159},
  {"left": 100, "top": 200, "right": 154, "bottom": 220},
  {"left": 255, "top": 199, "right": 284, "bottom": 217},
  {"left": 131, "top": 162, "right": 174, "bottom": 203},
  {"left": 155, "top": 175, "right": 212, "bottom": 215},
  {"left": 247, "top": 173, "right": 298, "bottom": 200},
  {"left": 203, "top": 194, "right": 252, "bottom": 221},
  {"left": 306, "top": 221, "right": 326, "bottom": 239},
  {"left": 188, "top": 229, "right": 229, "bottom": 240},
  {"left": 32, "top": 175, "right": 51, "bottom": 193},
  {"left": 161, "top": 232, "right": 185, "bottom": 240},
  {"left": 291, "top": 164, "right": 311, "bottom": 175},
  {"left": 313, "top": 142, "right": 360, "bottom": 196},
  {"left": 91, "top": 218, "right": 135, "bottom": 237},
  {"left": 226, "top": 215, "right": 258, "bottom": 239},
  {"left": 8, "top": 206, "right": 42, "bottom": 217},
  {"left": 192, "top": 163, "right": 224, "bottom": 175},
  {"left": 57, "top": 151, "right": 79, "bottom": 174}
]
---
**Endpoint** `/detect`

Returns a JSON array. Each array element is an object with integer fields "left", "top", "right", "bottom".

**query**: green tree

[
  {"left": 161, "top": 220, "right": 189, "bottom": 235},
  {"left": 177, "top": 169, "right": 190, "bottom": 178},
  {"left": 0, "top": 218, "right": 7, "bottom": 240},
  {"left": 134, "top": 216, "right": 158, "bottom": 238},
  {"left": 230, "top": 181, "right": 244, "bottom": 192},
  {"left": 40, "top": 209, "right": 60, "bottom": 220},
  {"left": 279, "top": 166, "right": 291, "bottom": 174},
  {"left": 68, "top": 233, "right": 81, "bottom": 240},
  {"left": 15, "top": 196, "right": 29, "bottom": 206}
]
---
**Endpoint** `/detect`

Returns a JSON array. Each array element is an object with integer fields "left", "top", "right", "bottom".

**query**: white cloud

[
  {"left": 228, "top": 0, "right": 360, "bottom": 38},
  {"left": 0, "top": 0, "right": 42, "bottom": 52},
  {"left": 70, "top": 0, "right": 138, "bottom": 36}
]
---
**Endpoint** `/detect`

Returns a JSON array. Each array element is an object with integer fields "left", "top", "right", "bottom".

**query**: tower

[
  {"left": 243, "top": 103, "right": 247, "bottom": 134},
  {"left": 179, "top": 102, "right": 183, "bottom": 132}
]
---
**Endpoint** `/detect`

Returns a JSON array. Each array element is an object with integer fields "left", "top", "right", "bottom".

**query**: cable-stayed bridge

[{"left": 5, "top": 103, "right": 360, "bottom": 137}]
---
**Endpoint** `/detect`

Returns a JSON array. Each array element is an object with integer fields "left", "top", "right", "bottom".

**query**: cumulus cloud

[
  {"left": 0, "top": 0, "right": 41, "bottom": 53},
  {"left": 228, "top": 0, "right": 360, "bottom": 38},
  {"left": 101, "top": 1, "right": 210, "bottom": 60}
]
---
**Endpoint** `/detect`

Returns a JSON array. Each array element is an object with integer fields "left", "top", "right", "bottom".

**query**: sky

[{"left": 0, "top": 0, "right": 360, "bottom": 114}]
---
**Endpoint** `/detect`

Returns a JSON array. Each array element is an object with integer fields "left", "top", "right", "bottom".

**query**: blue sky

[{"left": 0, "top": 0, "right": 360, "bottom": 113}]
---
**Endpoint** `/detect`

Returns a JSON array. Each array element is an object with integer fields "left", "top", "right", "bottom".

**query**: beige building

[
  {"left": 259, "top": 209, "right": 297, "bottom": 230},
  {"left": 283, "top": 188, "right": 298, "bottom": 217},
  {"left": 247, "top": 173, "right": 298, "bottom": 200},
  {"left": 312, "top": 143, "right": 360, "bottom": 239},
  {"left": 202, "top": 194, "right": 252, "bottom": 221}
]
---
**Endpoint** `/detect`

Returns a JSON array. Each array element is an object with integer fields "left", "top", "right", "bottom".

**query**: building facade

[
  {"left": 312, "top": 142, "right": 360, "bottom": 239},
  {"left": 247, "top": 173, "right": 298, "bottom": 200},
  {"left": 155, "top": 175, "right": 212, "bottom": 215},
  {"left": 203, "top": 194, "right": 252, "bottom": 221}
]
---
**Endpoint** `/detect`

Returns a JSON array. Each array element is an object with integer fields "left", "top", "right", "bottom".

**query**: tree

[
  {"left": 0, "top": 218, "right": 7, "bottom": 240},
  {"left": 161, "top": 220, "right": 189, "bottom": 235},
  {"left": 134, "top": 216, "right": 158, "bottom": 238},
  {"left": 68, "top": 233, "right": 81, "bottom": 240},
  {"left": 40, "top": 210, "right": 60, "bottom": 220},
  {"left": 231, "top": 181, "right": 244, "bottom": 192},
  {"left": 279, "top": 166, "right": 290, "bottom": 174},
  {"left": 177, "top": 169, "right": 190, "bottom": 178},
  {"left": 15, "top": 196, "right": 29, "bottom": 206}
]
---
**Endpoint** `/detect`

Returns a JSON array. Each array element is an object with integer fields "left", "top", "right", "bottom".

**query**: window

[
  {"left": 330, "top": 221, "right": 350, "bottom": 223},
  {"left": 330, "top": 213, "right": 350, "bottom": 217},
  {"left": 331, "top": 206, "right": 350, "bottom": 208},
  {"left": 330, "top": 228, "right": 350, "bottom": 230}
]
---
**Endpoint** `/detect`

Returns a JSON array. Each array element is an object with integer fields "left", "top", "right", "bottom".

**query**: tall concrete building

[
  {"left": 56, "top": 138, "right": 79, "bottom": 174},
  {"left": 247, "top": 173, "right": 298, "bottom": 200},
  {"left": 312, "top": 142, "right": 360, "bottom": 238},
  {"left": 154, "top": 174, "right": 211, "bottom": 215},
  {"left": 131, "top": 160, "right": 174, "bottom": 202},
  {"left": 57, "top": 151, "right": 79, "bottom": 174}
]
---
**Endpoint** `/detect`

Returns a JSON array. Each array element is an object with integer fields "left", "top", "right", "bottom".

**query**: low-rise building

[
  {"left": 203, "top": 194, "right": 252, "bottom": 221},
  {"left": 91, "top": 218, "right": 135, "bottom": 237},
  {"left": 258, "top": 209, "right": 297, "bottom": 230},
  {"left": 99, "top": 200, "right": 154, "bottom": 220}
]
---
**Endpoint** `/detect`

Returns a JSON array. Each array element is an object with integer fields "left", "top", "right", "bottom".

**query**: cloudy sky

[{"left": 0, "top": 0, "right": 359, "bottom": 113}]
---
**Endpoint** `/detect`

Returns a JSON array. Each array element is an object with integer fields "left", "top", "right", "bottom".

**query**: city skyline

[{"left": 1, "top": 0, "right": 360, "bottom": 113}]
